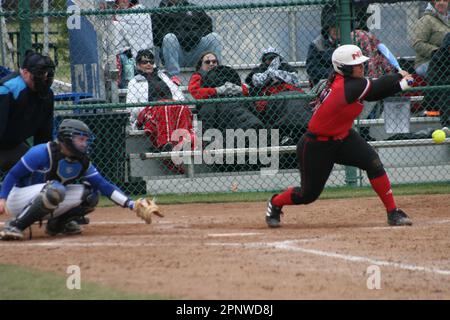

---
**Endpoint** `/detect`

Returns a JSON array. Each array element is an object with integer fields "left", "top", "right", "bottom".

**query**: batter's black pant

[
  {"left": 0, "top": 143, "right": 30, "bottom": 172},
  {"left": 291, "top": 129, "right": 385, "bottom": 204}
]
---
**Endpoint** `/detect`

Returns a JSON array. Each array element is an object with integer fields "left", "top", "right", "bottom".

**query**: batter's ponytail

[{"left": 310, "top": 71, "right": 337, "bottom": 110}]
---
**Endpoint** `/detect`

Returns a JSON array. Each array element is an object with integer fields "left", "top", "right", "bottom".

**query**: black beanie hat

[{"left": 136, "top": 49, "right": 154, "bottom": 63}]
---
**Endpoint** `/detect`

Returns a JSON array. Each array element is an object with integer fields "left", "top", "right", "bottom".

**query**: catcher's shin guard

[
  {"left": 46, "top": 183, "right": 99, "bottom": 234},
  {"left": 11, "top": 181, "right": 66, "bottom": 231}
]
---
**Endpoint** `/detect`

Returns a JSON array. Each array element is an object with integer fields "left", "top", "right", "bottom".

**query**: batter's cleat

[
  {"left": 46, "top": 220, "right": 83, "bottom": 236},
  {"left": 266, "top": 196, "right": 283, "bottom": 228},
  {"left": 0, "top": 222, "right": 24, "bottom": 241},
  {"left": 387, "top": 208, "right": 412, "bottom": 226}
]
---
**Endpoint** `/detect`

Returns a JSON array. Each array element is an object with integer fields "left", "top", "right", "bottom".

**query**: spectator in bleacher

[
  {"left": 306, "top": 3, "right": 339, "bottom": 87},
  {"left": 411, "top": 0, "right": 449, "bottom": 77},
  {"left": 422, "top": 33, "right": 450, "bottom": 127},
  {"left": 245, "top": 47, "right": 312, "bottom": 146},
  {"left": 113, "top": 0, "right": 154, "bottom": 88},
  {"left": 126, "top": 49, "right": 195, "bottom": 161},
  {"left": 188, "top": 52, "right": 264, "bottom": 134},
  {"left": 152, "top": 0, "right": 222, "bottom": 85},
  {"left": 0, "top": 50, "right": 55, "bottom": 172}
]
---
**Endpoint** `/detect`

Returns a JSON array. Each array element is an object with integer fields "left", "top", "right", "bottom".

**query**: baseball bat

[
  {"left": 377, "top": 43, "right": 413, "bottom": 85},
  {"left": 377, "top": 43, "right": 401, "bottom": 71}
]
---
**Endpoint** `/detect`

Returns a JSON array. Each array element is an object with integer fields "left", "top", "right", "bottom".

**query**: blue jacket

[{"left": 0, "top": 73, "right": 54, "bottom": 150}]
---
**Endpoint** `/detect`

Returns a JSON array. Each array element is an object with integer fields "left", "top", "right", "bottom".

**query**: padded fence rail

[{"left": 1, "top": 0, "right": 449, "bottom": 195}]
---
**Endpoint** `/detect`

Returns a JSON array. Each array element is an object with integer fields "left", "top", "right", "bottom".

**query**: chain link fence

[{"left": 1, "top": 0, "right": 449, "bottom": 195}]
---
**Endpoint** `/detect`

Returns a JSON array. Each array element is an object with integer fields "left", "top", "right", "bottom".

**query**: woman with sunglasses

[
  {"left": 127, "top": 49, "right": 195, "bottom": 172},
  {"left": 188, "top": 52, "right": 247, "bottom": 99},
  {"left": 127, "top": 49, "right": 186, "bottom": 130}
]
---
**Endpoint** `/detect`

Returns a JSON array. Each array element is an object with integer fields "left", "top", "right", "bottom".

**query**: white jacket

[
  {"left": 113, "top": 4, "right": 154, "bottom": 57},
  {"left": 126, "top": 69, "right": 185, "bottom": 129}
]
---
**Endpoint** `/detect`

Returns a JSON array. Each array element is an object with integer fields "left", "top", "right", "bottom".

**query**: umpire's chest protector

[{"left": 46, "top": 142, "right": 90, "bottom": 185}]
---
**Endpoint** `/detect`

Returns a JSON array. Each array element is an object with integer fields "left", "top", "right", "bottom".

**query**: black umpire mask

[
  {"left": 22, "top": 52, "right": 55, "bottom": 95},
  {"left": 32, "top": 66, "right": 55, "bottom": 94}
]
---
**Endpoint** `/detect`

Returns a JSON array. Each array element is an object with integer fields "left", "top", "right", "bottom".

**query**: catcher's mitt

[{"left": 134, "top": 198, "right": 163, "bottom": 224}]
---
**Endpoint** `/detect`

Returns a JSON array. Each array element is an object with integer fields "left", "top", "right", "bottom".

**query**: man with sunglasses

[{"left": 0, "top": 50, "right": 55, "bottom": 172}]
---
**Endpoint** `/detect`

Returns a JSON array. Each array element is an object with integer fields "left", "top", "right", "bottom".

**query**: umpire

[{"left": 0, "top": 50, "right": 55, "bottom": 171}]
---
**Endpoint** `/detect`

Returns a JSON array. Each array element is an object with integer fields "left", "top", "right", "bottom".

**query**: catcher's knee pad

[
  {"left": 41, "top": 181, "right": 66, "bottom": 209},
  {"left": 80, "top": 182, "right": 99, "bottom": 213}
]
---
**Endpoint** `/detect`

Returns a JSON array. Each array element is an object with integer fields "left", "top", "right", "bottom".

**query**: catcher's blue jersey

[{"left": 0, "top": 143, "right": 119, "bottom": 199}]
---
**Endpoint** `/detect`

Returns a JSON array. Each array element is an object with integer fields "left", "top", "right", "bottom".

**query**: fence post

[
  {"left": 18, "top": 0, "right": 31, "bottom": 63},
  {"left": 339, "top": 0, "right": 358, "bottom": 187}
]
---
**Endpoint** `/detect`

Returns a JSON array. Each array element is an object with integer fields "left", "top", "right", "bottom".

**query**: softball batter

[{"left": 266, "top": 44, "right": 414, "bottom": 228}]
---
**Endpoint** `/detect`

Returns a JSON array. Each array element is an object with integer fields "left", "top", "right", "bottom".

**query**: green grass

[
  {"left": 0, "top": 265, "right": 171, "bottom": 300},
  {"left": 97, "top": 182, "right": 450, "bottom": 206}
]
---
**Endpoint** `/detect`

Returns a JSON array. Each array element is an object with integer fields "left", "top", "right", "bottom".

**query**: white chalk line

[
  {"left": 208, "top": 240, "right": 450, "bottom": 276},
  {"left": 0, "top": 240, "right": 197, "bottom": 248},
  {"left": 207, "top": 232, "right": 262, "bottom": 237},
  {"left": 207, "top": 238, "right": 322, "bottom": 247}
]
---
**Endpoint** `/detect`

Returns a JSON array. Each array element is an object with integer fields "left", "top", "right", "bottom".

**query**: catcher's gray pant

[{"left": 6, "top": 183, "right": 86, "bottom": 220}]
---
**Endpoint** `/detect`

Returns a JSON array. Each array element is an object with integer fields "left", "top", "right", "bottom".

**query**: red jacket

[{"left": 188, "top": 73, "right": 249, "bottom": 99}]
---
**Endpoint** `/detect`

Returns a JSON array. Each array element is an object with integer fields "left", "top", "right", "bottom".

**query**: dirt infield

[{"left": 1, "top": 194, "right": 449, "bottom": 299}]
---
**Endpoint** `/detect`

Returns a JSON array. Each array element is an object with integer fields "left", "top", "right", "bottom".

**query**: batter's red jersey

[{"left": 308, "top": 74, "right": 372, "bottom": 139}]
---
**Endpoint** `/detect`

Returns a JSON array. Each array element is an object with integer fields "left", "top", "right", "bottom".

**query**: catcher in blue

[{"left": 0, "top": 119, "right": 162, "bottom": 241}]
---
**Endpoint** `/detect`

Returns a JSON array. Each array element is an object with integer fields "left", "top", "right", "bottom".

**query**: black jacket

[
  {"left": 306, "top": 35, "right": 338, "bottom": 86},
  {"left": 0, "top": 73, "right": 54, "bottom": 150},
  {"left": 152, "top": 0, "right": 213, "bottom": 52}
]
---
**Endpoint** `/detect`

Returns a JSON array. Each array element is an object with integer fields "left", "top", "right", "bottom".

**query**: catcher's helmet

[
  {"left": 332, "top": 44, "right": 369, "bottom": 76},
  {"left": 57, "top": 119, "right": 93, "bottom": 159}
]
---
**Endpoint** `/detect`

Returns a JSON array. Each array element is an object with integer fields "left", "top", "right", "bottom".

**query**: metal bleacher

[{"left": 122, "top": 57, "right": 450, "bottom": 193}]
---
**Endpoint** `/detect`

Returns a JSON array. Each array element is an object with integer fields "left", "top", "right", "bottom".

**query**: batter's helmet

[
  {"left": 57, "top": 119, "right": 93, "bottom": 159},
  {"left": 332, "top": 44, "right": 369, "bottom": 76}
]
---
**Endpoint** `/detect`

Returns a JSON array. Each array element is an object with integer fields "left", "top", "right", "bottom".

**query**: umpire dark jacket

[
  {"left": 0, "top": 73, "right": 54, "bottom": 150},
  {"left": 152, "top": 0, "right": 213, "bottom": 52}
]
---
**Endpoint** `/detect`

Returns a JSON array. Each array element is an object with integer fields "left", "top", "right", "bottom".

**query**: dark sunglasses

[
  {"left": 139, "top": 59, "right": 154, "bottom": 65},
  {"left": 203, "top": 59, "right": 218, "bottom": 65}
]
